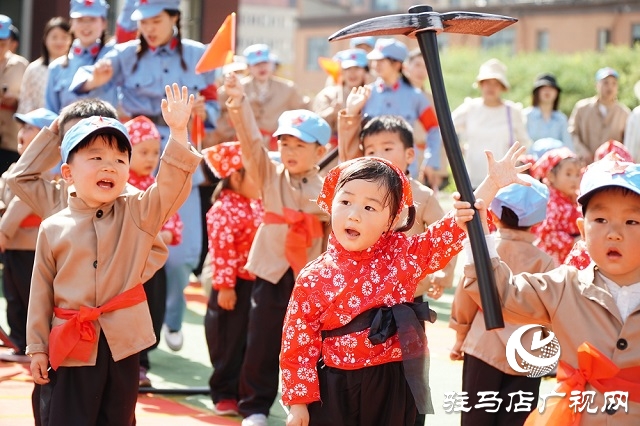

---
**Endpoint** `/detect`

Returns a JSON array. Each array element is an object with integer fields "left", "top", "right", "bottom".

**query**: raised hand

[
  {"left": 224, "top": 72, "right": 245, "bottom": 105},
  {"left": 161, "top": 83, "right": 194, "bottom": 132},
  {"left": 346, "top": 86, "right": 371, "bottom": 115},
  {"left": 486, "top": 141, "right": 531, "bottom": 190}
]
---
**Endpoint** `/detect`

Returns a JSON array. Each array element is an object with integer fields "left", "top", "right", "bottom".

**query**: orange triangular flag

[{"left": 196, "top": 12, "right": 236, "bottom": 74}]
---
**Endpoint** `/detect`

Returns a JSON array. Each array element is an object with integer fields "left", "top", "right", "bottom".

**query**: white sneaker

[
  {"left": 241, "top": 413, "right": 268, "bottom": 426},
  {"left": 162, "top": 325, "right": 183, "bottom": 351}
]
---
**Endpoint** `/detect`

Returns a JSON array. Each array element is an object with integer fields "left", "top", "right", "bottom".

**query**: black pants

[
  {"left": 238, "top": 269, "right": 295, "bottom": 417},
  {"left": 2, "top": 249, "right": 35, "bottom": 353},
  {"left": 204, "top": 277, "right": 253, "bottom": 403},
  {"left": 38, "top": 333, "right": 139, "bottom": 426},
  {"left": 308, "top": 361, "right": 417, "bottom": 426},
  {"left": 461, "top": 353, "right": 541, "bottom": 426},
  {"left": 139, "top": 267, "right": 167, "bottom": 370}
]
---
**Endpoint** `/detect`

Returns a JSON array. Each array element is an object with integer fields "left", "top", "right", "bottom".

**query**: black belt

[{"left": 321, "top": 302, "right": 436, "bottom": 414}]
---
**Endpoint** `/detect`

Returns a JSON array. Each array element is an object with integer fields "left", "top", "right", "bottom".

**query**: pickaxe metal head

[{"left": 328, "top": 8, "right": 517, "bottom": 41}]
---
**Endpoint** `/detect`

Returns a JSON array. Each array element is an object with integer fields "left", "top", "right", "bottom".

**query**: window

[
  {"left": 632, "top": 24, "right": 640, "bottom": 46},
  {"left": 306, "top": 37, "right": 330, "bottom": 71},
  {"left": 481, "top": 28, "right": 515, "bottom": 53},
  {"left": 537, "top": 30, "right": 549, "bottom": 52},
  {"left": 597, "top": 28, "right": 610, "bottom": 51},
  {"left": 373, "top": 0, "right": 398, "bottom": 12}
]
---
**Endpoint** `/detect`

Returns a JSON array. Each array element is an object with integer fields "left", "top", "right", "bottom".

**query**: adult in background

[
  {"left": 17, "top": 17, "right": 72, "bottom": 114},
  {"left": 522, "top": 73, "right": 573, "bottom": 150},
  {"left": 623, "top": 80, "right": 640, "bottom": 162},
  {"left": 213, "top": 43, "right": 309, "bottom": 150},
  {"left": 0, "top": 15, "right": 28, "bottom": 175},
  {"left": 568, "top": 67, "right": 629, "bottom": 163},
  {"left": 449, "top": 58, "right": 531, "bottom": 189}
]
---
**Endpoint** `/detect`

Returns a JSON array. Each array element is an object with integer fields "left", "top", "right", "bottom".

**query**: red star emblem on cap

[
  {"left": 85, "top": 0, "right": 94, "bottom": 6},
  {"left": 256, "top": 50, "right": 263, "bottom": 56},
  {"left": 608, "top": 161, "right": 628, "bottom": 175},
  {"left": 141, "top": 0, "right": 148, "bottom": 4},
  {"left": 291, "top": 116, "right": 304, "bottom": 126}
]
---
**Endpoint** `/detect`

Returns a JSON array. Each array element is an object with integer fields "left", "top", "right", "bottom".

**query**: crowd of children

[{"left": 2, "top": 1, "right": 640, "bottom": 425}]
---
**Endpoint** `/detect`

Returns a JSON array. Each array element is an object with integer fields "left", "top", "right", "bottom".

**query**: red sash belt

[
  {"left": 48, "top": 284, "right": 147, "bottom": 370},
  {"left": 525, "top": 342, "right": 640, "bottom": 425},
  {"left": 263, "top": 207, "right": 323, "bottom": 275},
  {"left": 19, "top": 214, "right": 42, "bottom": 228}
]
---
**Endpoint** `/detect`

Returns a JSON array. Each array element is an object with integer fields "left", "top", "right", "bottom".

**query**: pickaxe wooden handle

[{"left": 329, "top": 5, "right": 518, "bottom": 330}]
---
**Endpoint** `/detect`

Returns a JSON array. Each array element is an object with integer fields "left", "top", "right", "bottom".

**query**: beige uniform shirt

[
  {"left": 0, "top": 51, "right": 28, "bottom": 152},
  {"left": 568, "top": 96, "right": 630, "bottom": 162},
  {"left": 228, "top": 97, "right": 329, "bottom": 284},
  {"left": 464, "top": 256, "right": 640, "bottom": 424},
  {"left": 451, "top": 228, "right": 554, "bottom": 374},
  {"left": 24, "top": 138, "right": 201, "bottom": 365},
  {"left": 0, "top": 164, "right": 39, "bottom": 250},
  {"left": 213, "top": 75, "right": 309, "bottom": 145}
]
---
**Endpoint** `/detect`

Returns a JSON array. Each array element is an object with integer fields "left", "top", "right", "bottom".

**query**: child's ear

[
  {"left": 576, "top": 217, "right": 585, "bottom": 241},
  {"left": 315, "top": 144, "right": 327, "bottom": 159},
  {"left": 60, "top": 163, "right": 73, "bottom": 184},
  {"left": 405, "top": 146, "right": 415, "bottom": 165}
]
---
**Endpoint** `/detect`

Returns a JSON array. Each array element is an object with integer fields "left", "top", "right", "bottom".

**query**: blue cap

[
  {"left": 529, "top": 138, "right": 565, "bottom": 161},
  {"left": 243, "top": 44, "right": 271, "bottom": 66},
  {"left": 577, "top": 154, "right": 640, "bottom": 206},
  {"left": 0, "top": 15, "right": 12, "bottom": 39},
  {"left": 595, "top": 67, "right": 619, "bottom": 81},
  {"left": 490, "top": 174, "right": 549, "bottom": 227},
  {"left": 367, "top": 38, "right": 408, "bottom": 62},
  {"left": 350, "top": 36, "right": 375, "bottom": 49},
  {"left": 131, "top": 0, "right": 180, "bottom": 21},
  {"left": 273, "top": 110, "right": 331, "bottom": 146},
  {"left": 69, "top": 0, "right": 109, "bottom": 19},
  {"left": 61, "top": 116, "right": 131, "bottom": 163},
  {"left": 333, "top": 49, "right": 368, "bottom": 69},
  {"left": 14, "top": 108, "right": 58, "bottom": 129}
]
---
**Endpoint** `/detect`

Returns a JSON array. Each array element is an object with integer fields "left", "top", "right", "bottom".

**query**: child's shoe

[
  {"left": 162, "top": 325, "right": 184, "bottom": 351},
  {"left": 241, "top": 413, "right": 268, "bottom": 426},
  {"left": 213, "top": 399, "right": 239, "bottom": 416},
  {"left": 139, "top": 366, "right": 151, "bottom": 387}
]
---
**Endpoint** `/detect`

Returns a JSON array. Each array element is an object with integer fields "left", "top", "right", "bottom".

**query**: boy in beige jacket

[{"left": 25, "top": 84, "right": 202, "bottom": 425}]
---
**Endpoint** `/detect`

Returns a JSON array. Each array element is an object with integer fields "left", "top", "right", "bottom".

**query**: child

[
  {"left": 457, "top": 154, "right": 640, "bottom": 425},
  {"left": 339, "top": 86, "right": 456, "bottom": 300},
  {"left": 25, "top": 84, "right": 201, "bottom": 424},
  {"left": 124, "top": 115, "right": 184, "bottom": 387},
  {"left": 0, "top": 108, "right": 57, "bottom": 360},
  {"left": 223, "top": 71, "right": 330, "bottom": 426},
  {"left": 450, "top": 174, "right": 554, "bottom": 426},
  {"left": 202, "top": 142, "right": 263, "bottom": 417},
  {"left": 594, "top": 139, "right": 633, "bottom": 162},
  {"left": 281, "top": 142, "right": 529, "bottom": 426},
  {"left": 531, "top": 147, "right": 582, "bottom": 265}
]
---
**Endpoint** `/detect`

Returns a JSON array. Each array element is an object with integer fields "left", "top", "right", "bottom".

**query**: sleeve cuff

[{"left": 463, "top": 234, "right": 497, "bottom": 265}]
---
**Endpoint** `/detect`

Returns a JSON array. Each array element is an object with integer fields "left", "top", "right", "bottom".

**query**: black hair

[
  {"left": 335, "top": 158, "right": 416, "bottom": 233},
  {"left": 549, "top": 156, "right": 580, "bottom": 176},
  {"left": 133, "top": 10, "right": 187, "bottom": 72},
  {"left": 59, "top": 98, "right": 118, "bottom": 137},
  {"left": 532, "top": 86, "right": 560, "bottom": 111},
  {"left": 498, "top": 206, "right": 531, "bottom": 231},
  {"left": 360, "top": 115, "right": 414, "bottom": 150},
  {"left": 66, "top": 132, "right": 131, "bottom": 164},
  {"left": 211, "top": 168, "right": 246, "bottom": 203},
  {"left": 41, "top": 17, "right": 71, "bottom": 66},
  {"left": 580, "top": 186, "right": 635, "bottom": 215},
  {"left": 9, "top": 25, "right": 19, "bottom": 43}
]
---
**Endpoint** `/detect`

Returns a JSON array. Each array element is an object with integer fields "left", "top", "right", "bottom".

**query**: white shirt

[{"left": 599, "top": 272, "right": 640, "bottom": 322}]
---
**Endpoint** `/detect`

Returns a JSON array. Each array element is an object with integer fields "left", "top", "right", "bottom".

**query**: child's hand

[
  {"left": 453, "top": 192, "right": 489, "bottom": 234},
  {"left": 286, "top": 404, "right": 309, "bottom": 426},
  {"left": 48, "top": 117, "right": 60, "bottom": 136},
  {"left": 161, "top": 83, "right": 194, "bottom": 137},
  {"left": 427, "top": 282, "right": 444, "bottom": 300},
  {"left": 224, "top": 72, "right": 245, "bottom": 105},
  {"left": 345, "top": 86, "right": 371, "bottom": 115},
  {"left": 486, "top": 141, "right": 532, "bottom": 191},
  {"left": 30, "top": 353, "right": 50, "bottom": 385},
  {"left": 450, "top": 338, "right": 464, "bottom": 361},
  {"left": 217, "top": 288, "right": 237, "bottom": 311}
]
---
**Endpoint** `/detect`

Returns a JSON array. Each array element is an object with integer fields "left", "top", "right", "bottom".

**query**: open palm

[{"left": 161, "top": 83, "right": 194, "bottom": 131}]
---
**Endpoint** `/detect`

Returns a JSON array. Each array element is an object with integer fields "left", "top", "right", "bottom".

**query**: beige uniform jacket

[
  {"left": 213, "top": 75, "right": 309, "bottom": 145},
  {"left": 451, "top": 229, "right": 555, "bottom": 374},
  {"left": 25, "top": 138, "right": 201, "bottom": 365},
  {"left": 464, "top": 257, "right": 640, "bottom": 425},
  {"left": 337, "top": 109, "right": 456, "bottom": 292},
  {"left": 0, "top": 164, "right": 39, "bottom": 250},
  {"left": 228, "top": 97, "right": 329, "bottom": 284},
  {"left": 0, "top": 52, "right": 28, "bottom": 152},
  {"left": 568, "top": 96, "right": 630, "bottom": 162}
]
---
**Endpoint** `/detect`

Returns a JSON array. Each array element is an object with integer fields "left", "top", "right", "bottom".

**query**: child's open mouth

[
  {"left": 97, "top": 180, "right": 114, "bottom": 189},
  {"left": 346, "top": 228, "right": 360, "bottom": 237},
  {"left": 606, "top": 248, "right": 621, "bottom": 258}
]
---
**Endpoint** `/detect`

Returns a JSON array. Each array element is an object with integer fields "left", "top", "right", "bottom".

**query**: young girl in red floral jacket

[
  {"left": 531, "top": 147, "right": 583, "bottom": 265},
  {"left": 202, "top": 142, "right": 263, "bottom": 417},
  {"left": 124, "top": 115, "right": 184, "bottom": 387},
  {"left": 280, "top": 142, "right": 529, "bottom": 426}
]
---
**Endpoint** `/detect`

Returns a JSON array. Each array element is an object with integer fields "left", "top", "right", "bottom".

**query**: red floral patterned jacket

[{"left": 280, "top": 212, "right": 465, "bottom": 405}]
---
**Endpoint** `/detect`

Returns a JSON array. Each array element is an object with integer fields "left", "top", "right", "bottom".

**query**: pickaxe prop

[{"left": 329, "top": 5, "right": 518, "bottom": 330}]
